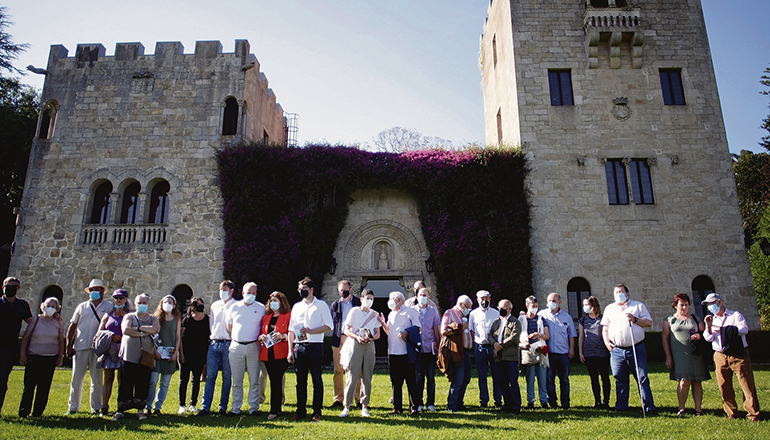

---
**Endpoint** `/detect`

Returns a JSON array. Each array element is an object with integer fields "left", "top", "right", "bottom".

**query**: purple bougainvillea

[{"left": 216, "top": 143, "right": 533, "bottom": 308}]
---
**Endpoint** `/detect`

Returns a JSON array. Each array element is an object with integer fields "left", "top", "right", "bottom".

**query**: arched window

[
  {"left": 691, "top": 275, "right": 715, "bottom": 321},
  {"left": 41, "top": 285, "right": 64, "bottom": 304},
  {"left": 148, "top": 180, "right": 170, "bottom": 224},
  {"left": 90, "top": 181, "right": 113, "bottom": 224},
  {"left": 120, "top": 181, "right": 141, "bottom": 224},
  {"left": 38, "top": 101, "right": 57, "bottom": 139},
  {"left": 567, "top": 277, "right": 591, "bottom": 319},
  {"left": 222, "top": 97, "right": 238, "bottom": 135},
  {"left": 171, "top": 284, "right": 193, "bottom": 314}
]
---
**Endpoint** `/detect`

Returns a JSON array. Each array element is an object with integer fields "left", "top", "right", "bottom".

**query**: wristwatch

[{"left": 633, "top": 316, "right": 638, "bottom": 323}]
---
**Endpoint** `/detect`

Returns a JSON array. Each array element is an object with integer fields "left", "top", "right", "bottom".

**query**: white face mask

[
  {"left": 162, "top": 302, "right": 174, "bottom": 313},
  {"left": 220, "top": 290, "right": 230, "bottom": 301},
  {"left": 43, "top": 307, "right": 56, "bottom": 317},
  {"left": 583, "top": 305, "right": 592, "bottom": 314},
  {"left": 387, "top": 299, "right": 397, "bottom": 311},
  {"left": 244, "top": 293, "right": 256, "bottom": 305},
  {"left": 418, "top": 296, "right": 428, "bottom": 306},
  {"left": 528, "top": 306, "right": 538, "bottom": 314},
  {"left": 362, "top": 298, "right": 373, "bottom": 309},
  {"left": 615, "top": 291, "right": 628, "bottom": 304}
]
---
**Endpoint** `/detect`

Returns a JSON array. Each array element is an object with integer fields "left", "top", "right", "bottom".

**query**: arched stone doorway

[{"left": 171, "top": 284, "right": 193, "bottom": 315}]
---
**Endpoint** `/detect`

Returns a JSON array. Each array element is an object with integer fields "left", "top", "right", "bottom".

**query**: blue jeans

[
  {"left": 201, "top": 340, "right": 231, "bottom": 412},
  {"left": 524, "top": 362, "right": 548, "bottom": 405},
  {"left": 146, "top": 371, "right": 173, "bottom": 411},
  {"left": 294, "top": 343, "right": 324, "bottom": 416},
  {"left": 447, "top": 351, "right": 471, "bottom": 411},
  {"left": 475, "top": 345, "right": 501, "bottom": 405},
  {"left": 546, "top": 353, "right": 571, "bottom": 409},
  {"left": 494, "top": 360, "right": 521, "bottom": 412},
  {"left": 610, "top": 343, "right": 656, "bottom": 411},
  {"left": 415, "top": 352, "right": 437, "bottom": 407}
]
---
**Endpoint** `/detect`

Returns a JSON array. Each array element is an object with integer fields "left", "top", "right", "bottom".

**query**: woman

[
  {"left": 146, "top": 295, "right": 182, "bottom": 415},
  {"left": 662, "top": 293, "right": 710, "bottom": 417},
  {"left": 97, "top": 288, "right": 131, "bottom": 416},
  {"left": 577, "top": 296, "right": 610, "bottom": 409},
  {"left": 178, "top": 297, "right": 210, "bottom": 414},
  {"left": 113, "top": 293, "right": 160, "bottom": 421},
  {"left": 517, "top": 295, "right": 549, "bottom": 409},
  {"left": 258, "top": 291, "right": 291, "bottom": 420},
  {"left": 18, "top": 297, "right": 64, "bottom": 417},
  {"left": 339, "top": 289, "right": 380, "bottom": 418}
]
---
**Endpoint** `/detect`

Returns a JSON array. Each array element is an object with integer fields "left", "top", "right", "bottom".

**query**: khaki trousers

[
  {"left": 333, "top": 341, "right": 361, "bottom": 403},
  {"left": 345, "top": 342, "right": 375, "bottom": 406},
  {"left": 713, "top": 349, "right": 760, "bottom": 418}
]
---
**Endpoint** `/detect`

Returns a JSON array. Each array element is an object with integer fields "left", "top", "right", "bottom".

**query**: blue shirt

[{"left": 538, "top": 309, "right": 576, "bottom": 354}]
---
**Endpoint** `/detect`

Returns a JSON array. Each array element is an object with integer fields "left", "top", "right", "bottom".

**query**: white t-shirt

[
  {"left": 601, "top": 300, "right": 652, "bottom": 347},
  {"left": 387, "top": 306, "right": 420, "bottom": 355},
  {"left": 469, "top": 307, "right": 500, "bottom": 345},
  {"left": 226, "top": 300, "right": 265, "bottom": 343},
  {"left": 343, "top": 307, "right": 381, "bottom": 336},
  {"left": 70, "top": 299, "right": 114, "bottom": 351},
  {"left": 209, "top": 298, "right": 236, "bottom": 340},
  {"left": 289, "top": 297, "right": 333, "bottom": 344}
]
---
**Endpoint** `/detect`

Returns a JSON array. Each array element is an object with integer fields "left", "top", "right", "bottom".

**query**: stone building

[
  {"left": 480, "top": 0, "right": 759, "bottom": 328},
  {"left": 9, "top": 39, "right": 286, "bottom": 318}
]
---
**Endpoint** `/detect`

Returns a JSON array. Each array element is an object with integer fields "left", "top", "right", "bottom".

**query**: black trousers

[
  {"left": 585, "top": 356, "right": 611, "bottom": 405},
  {"left": 389, "top": 354, "right": 421, "bottom": 412},
  {"left": 19, "top": 355, "right": 57, "bottom": 417},
  {"left": 179, "top": 352, "right": 206, "bottom": 406},
  {"left": 266, "top": 358, "right": 288, "bottom": 415},
  {"left": 294, "top": 343, "right": 323, "bottom": 416},
  {"left": 117, "top": 361, "right": 152, "bottom": 412}
]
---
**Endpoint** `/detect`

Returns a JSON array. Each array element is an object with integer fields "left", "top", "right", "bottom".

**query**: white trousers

[
  {"left": 68, "top": 349, "right": 103, "bottom": 413},
  {"left": 229, "top": 342, "right": 261, "bottom": 414}
]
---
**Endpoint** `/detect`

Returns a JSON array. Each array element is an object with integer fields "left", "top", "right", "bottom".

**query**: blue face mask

[
  {"left": 220, "top": 290, "right": 230, "bottom": 302},
  {"left": 136, "top": 304, "right": 149, "bottom": 314},
  {"left": 244, "top": 293, "right": 256, "bottom": 305},
  {"left": 270, "top": 301, "right": 280, "bottom": 311},
  {"left": 615, "top": 292, "right": 628, "bottom": 304},
  {"left": 707, "top": 303, "right": 720, "bottom": 315},
  {"left": 90, "top": 290, "right": 102, "bottom": 301},
  {"left": 116, "top": 302, "right": 125, "bottom": 309},
  {"left": 583, "top": 305, "right": 592, "bottom": 314},
  {"left": 548, "top": 301, "right": 558, "bottom": 311}
]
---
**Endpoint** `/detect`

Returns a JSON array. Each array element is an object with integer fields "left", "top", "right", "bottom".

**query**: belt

[
  {"left": 478, "top": 344, "right": 493, "bottom": 348},
  {"left": 211, "top": 339, "right": 231, "bottom": 343},
  {"left": 234, "top": 340, "right": 257, "bottom": 345},
  {"left": 616, "top": 341, "right": 644, "bottom": 349},
  {"left": 296, "top": 342, "right": 322, "bottom": 347}
]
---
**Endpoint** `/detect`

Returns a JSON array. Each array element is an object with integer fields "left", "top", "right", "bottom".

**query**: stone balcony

[
  {"left": 583, "top": 8, "right": 643, "bottom": 69},
  {"left": 81, "top": 224, "right": 168, "bottom": 247}
]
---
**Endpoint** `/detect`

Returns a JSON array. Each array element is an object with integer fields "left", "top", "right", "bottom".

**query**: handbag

[
  {"left": 521, "top": 348, "right": 542, "bottom": 365},
  {"left": 135, "top": 315, "right": 155, "bottom": 369},
  {"left": 689, "top": 314, "right": 707, "bottom": 359}
]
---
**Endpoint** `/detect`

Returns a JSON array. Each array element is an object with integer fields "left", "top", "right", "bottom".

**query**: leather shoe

[
  {"left": 330, "top": 401, "right": 343, "bottom": 409},
  {"left": 311, "top": 414, "right": 321, "bottom": 422},
  {"left": 292, "top": 413, "right": 306, "bottom": 421}
]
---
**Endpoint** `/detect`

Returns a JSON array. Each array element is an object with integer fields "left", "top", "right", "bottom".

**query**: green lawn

[{"left": 1, "top": 363, "right": 769, "bottom": 439}]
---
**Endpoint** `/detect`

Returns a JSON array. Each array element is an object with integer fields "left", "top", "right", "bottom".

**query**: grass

[{"left": 1, "top": 362, "right": 769, "bottom": 439}]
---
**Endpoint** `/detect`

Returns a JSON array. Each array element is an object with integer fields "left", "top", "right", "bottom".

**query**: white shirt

[
  {"left": 387, "top": 306, "right": 420, "bottom": 355},
  {"left": 344, "top": 307, "right": 381, "bottom": 335},
  {"left": 226, "top": 300, "right": 265, "bottom": 343},
  {"left": 469, "top": 306, "right": 500, "bottom": 345},
  {"left": 209, "top": 298, "right": 235, "bottom": 340},
  {"left": 497, "top": 316, "right": 509, "bottom": 344},
  {"left": 702, "top": 309, "right": 749, "bottom": 351},
  {"left": 601, "top": 300, "right": 652, "bottom": 348},
  {"left": 70, "top": 299, "right": 114, "bottom": 351},
  {"left": 289, "top": 297, "right": 333, "bottom": 344}
]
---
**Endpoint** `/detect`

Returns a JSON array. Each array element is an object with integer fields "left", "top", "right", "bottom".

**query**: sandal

[
  {"left": 695, "top": 410, "right": 704, "bottom": 417},
  {"left": 676, "top": 409, "right": 686, "bottom": 417}
]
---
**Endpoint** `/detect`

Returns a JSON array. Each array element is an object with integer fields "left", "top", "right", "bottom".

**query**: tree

[
  {"left": 733, "top": 150, "right": 770, "bottom": 247},
  {"left": 0, "top": 7, "right": 29, "bottom": 76},
  {"left": 761, "top": 66, "right": 770, "bottom": 151},
  {"left": 372, "top": 126, "right": 453, "bottom": 153}
]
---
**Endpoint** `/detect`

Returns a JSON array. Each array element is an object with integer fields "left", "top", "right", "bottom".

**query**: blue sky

[{"left": 4, "top": 0, "right": 769, "bottom": 153}]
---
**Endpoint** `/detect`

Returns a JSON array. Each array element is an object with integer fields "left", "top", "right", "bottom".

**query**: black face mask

[
  {"left": 4, "top": 285, "right": 18, "bottom": 298},
  {"left": 480, "top": 300, "right": 490, "bottom": 309},
  {"left": 299, "top": 289, "right": 310, "bottom": 299},
  {"left": 195, "top": 304, "right": 205, "bottom": 313},
  {"left": 499, "top": 308, "right": 509, "bottom": 317},
  {"left": 342, "top": 290, "right": 350, "bottom": 299}
]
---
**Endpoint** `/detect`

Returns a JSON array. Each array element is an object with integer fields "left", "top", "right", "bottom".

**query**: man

[
  {"left": 378, "top": 291, "right": 422, "bottom": 415},
  {"left": 538, "top": 292, "right": 576, "bottom": 410},
  {"left": 404, "top": 281, "right": 437, "bottom": 309},
  {"left": 518, "top": 296, "right": 550, "bottom": 409},
  {"left": 601, "top": 284, "right": 657, "bottom": 415},
  {"left": 226, "top": 282, "right": 265, "bottom": 416},
  {"left": 199, "top": 280, "right": 236, "bottom": 416},
  {"left": 411, "top": 287, "right": 441, "bottom": 412},
  {"left": 66, "top": 278, "right": 114, "bottom": 415},
  {"left": 702, "top": 293, "right": 760, "bottom": 422},
  {"left": 288, "top": 277, "right": 333, "bottom": 422},
  {"left": 489, "top": 299, "right": 523, "bottom": 414},
  {"left": 468, "top": 290, "right": 502, "bottom": 408},
  {"left": 440, "top": 295, "right": 473, "bottom": 412},
  {"left": 0, "top": 277, "right": 32, "bottom": 414},
  {"left": 330, "top": 279, "right": 361, "bottom": 408}
]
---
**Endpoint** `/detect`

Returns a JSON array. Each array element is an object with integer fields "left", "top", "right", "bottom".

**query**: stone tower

[
  {"left": 9, "top": 40, "right": 286, "bottom": 318},
  {"left": 480, "top": 0, "right": 758, "bottom": 328}
]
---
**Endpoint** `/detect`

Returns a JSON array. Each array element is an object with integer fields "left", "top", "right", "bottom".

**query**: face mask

[
  {"left": 387, "top": 299, "right": 397, "bottom": 311},
  {"left": 583, "top": 305, "right": 592, "bottom": 314},
  {"left": 707, "top": 304, "right": 720, "bottom": 315},
  {"left": 480, "top": 300, "right": 490, "bottom": 309},
  {"left": 116, "top": 302, "right": 125, "bottom": 309},
  {"left": 528, "top": 306, "right": 538, "bottom": 314},
  {"left": 362, "top": 298, "right": 373, "bottom": 309},
  {"left": 270, "top": 301, "right": 280, "bottom": 311},
  {"left": 418, "top": 296, "right": 428, "bottom": 306},
  {"left": 90, "top": 290, "right": 102, "bottom": 301},
  {"left": 4, "top": 285, "right": 18, "bottom": 298},
  {"left": 244, "top": 293, "right": 256, "bottom": 305},
  {"left": 136, "top": 304, "right": 149, "bottom": 314},
  {"left": 220, "top": 290, "right": 230, "bottom": 301},
  {"left": 462, "top": 307, "right": 470, "bottom": 316},
  {"left": 43, "top": 307, "right": 56, "bottom": 317},
  {"left": 299, "top": 289, "right": 310, "bottom": 299},
  {"left": 162, "top": 302, "right": 174, "bottom": 313},
  {"left": 195, "top": 304, "right": 205, "bottom": 313},
  {"left": 548, "top": 301, "right": 558, "bottom": 311},
  {"left": 342, "top": 290, "right": 350, "bottom": 299},
  {"left": 499, "top": 308, "right": 508, "bottom": 318},
  {"left": 615, "top": 292, "right": 628, "bottom": 304}
]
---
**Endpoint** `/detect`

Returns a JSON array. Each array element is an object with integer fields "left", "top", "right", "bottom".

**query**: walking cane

[{"left": 628, "top": 319, "right": 646, "bottom": 418}]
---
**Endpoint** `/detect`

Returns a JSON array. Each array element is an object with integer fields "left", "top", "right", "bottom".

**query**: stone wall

[{"left": 481, "top": 0, "right": 758, "bottom": 328}]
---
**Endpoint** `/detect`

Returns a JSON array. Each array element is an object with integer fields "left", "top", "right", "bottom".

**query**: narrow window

[
  {"left": 492, "top": 35, "right": 498, "bottom": 68},
  {"left": 90, "top": 181, "right": 113, "bottom": 224},
  {"left": 496, "top": 109, "right": 503, "bottom": 144},
  {"left": 38, "top": 102, "right": 57, "bottom": 139},
  {"left": 548, "top": 70, "right": 573, "bottom": 106},
  {"left": 222, "top": 97, "right": 238, "bottom": 135},
  {"left": 660, "top": 69, "right": 685, "bottom": 105},
  {"left": 628, "top": 159, "right": 655, "bottom": 204},
  {"left": 120, "top": 182, "right": 142, "bottom": 224},
  {"left": 149, "top": 180, "right": 170, "bottom": 224},
  {"left": 263, "top": 129, "right": 269, "bottom": 143},
  {"left": 605, "top": 159, "right": 628, "bottom": 205}
]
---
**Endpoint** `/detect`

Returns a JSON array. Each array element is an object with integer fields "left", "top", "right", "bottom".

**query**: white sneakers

[
  {"left": 178, "top": 406, "right": 186, "bottom": 414},
  {"left": 187, "top": 405, "right": 198, "bottom": 414},
  {"left": 339, "top": 407, "right": 350, "bottom": 417},
  {"left": 427, "top": 405, "right": 436, "bottom": 412},
  {"left": 361, "top": 406, "right": 370, "bottom": 417}
]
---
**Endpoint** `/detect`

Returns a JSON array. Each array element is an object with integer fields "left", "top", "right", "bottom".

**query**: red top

[{"left": 259, "top": 312, "right": 291, "bottom": 361}]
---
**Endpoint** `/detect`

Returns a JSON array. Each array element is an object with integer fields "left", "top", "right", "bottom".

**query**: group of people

[{"left": 0, "top": 276, "right": 762, "bottom": 423}]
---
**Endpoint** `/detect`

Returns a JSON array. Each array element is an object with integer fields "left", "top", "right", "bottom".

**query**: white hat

[
  {"left": 84, "top": 279, "right": 106, "bottom": 292},
  {"left": 476, "top": 290, "right": 492, "bottom": 299}
]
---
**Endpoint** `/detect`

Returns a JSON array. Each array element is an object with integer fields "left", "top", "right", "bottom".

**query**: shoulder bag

[{"left": 135, "top": 315, "right": 155, "bottom": 369}]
